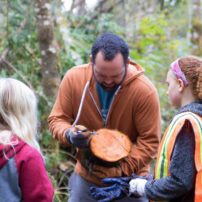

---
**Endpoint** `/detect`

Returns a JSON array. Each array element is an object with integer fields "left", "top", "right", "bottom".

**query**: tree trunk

[
  {"left": 71, "top": 0, "right": 86, "bottom": 15},
  {"left": 35, "top": 0, "right": 60, "bottom": 99}
]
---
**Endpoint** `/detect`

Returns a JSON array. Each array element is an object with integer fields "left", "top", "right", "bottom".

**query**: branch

[
  {"left": 16, "top": 17, "right": 27, "bottom": 36},
  {"left": 93, "top": 0, "right": 123, "bottom": 19},
  {"left": 0, "top": 48, "right": 9, "bottom": 64},
  {"left": 23, "top": 45, "right": 42, "bottom": 66},
  {"left": 3, "top": 59, "right": 33, "bottom": 88},
  {"left": 73, "top": 0, "right": 123, "bottom": 28},
  {"left": 1, "top": 58, "right": 52, "bottom": 107}
]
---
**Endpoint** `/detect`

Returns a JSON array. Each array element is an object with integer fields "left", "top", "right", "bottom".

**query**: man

[{"left": 48, "top": 32, "right": 161, "bottom": 202}]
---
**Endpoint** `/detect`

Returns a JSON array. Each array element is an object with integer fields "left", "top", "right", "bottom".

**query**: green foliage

[
  {"left": 57, "top": 12, "right": 124, "bottom": 76},
  {"left": 0, "top": 0, "right": 196, "bottom": 200},
  {"left": 129, "top": 9, "right": 190, "bottom": 130}
]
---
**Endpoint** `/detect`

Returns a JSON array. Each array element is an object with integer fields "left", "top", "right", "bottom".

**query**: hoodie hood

[
  {"left": 177, "top": 101, "right": 202, "bottom": 117},
  {"left": 0, "top": 136, "right": 25, "bottom": 169},
  {"left": 123, "top": 60, "right": 144, "bottom": 86}
]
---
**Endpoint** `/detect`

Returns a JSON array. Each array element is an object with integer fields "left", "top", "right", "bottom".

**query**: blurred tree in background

[{"left": 0, "top": 0, "right": 201, "bottom": 201}]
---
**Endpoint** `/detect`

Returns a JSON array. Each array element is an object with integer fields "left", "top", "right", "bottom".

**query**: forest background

[{"left": 0, "top": 0, "right": 202, "bottom": 201}]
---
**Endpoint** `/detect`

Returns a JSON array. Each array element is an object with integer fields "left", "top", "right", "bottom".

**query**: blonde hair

[
  {"left": 0, "top": 78, "right": 40, "bottom": 152},
  {"left": 178, "top": 56, "right": 202, "bottom": 100}
]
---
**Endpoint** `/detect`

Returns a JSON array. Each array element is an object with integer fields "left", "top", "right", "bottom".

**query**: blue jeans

[{"left": 68, "top": 172, "right": 148, "bottom": 202}]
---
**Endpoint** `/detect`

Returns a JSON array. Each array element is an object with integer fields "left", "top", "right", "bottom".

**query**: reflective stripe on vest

[{"left": 154, "top": 112, "right": 202, "bottom": 202}]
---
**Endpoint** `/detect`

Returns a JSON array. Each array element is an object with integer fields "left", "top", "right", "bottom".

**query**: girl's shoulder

[
  {"left": 173, "top": 111, "right": 201, "bottom": 123},
  {"left": 15, "top": 141, "right": 43, "bottom": 164}
]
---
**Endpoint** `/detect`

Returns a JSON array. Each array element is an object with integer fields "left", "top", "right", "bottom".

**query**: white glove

[{"left": 129, "top": 178, "right": 147, "bottom": 196}]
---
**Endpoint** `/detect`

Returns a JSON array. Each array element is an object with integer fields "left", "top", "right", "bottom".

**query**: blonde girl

[{"left": 0, "top": 78, "right": 54, "bottom": 202}]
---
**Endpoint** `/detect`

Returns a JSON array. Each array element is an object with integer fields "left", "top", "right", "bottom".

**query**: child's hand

[{"left": 129, "top": 178, "right": 147, "bottom": 196}]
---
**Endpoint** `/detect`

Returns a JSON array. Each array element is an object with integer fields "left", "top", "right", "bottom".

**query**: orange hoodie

[{"left": 48, "top": 61, "right": 161, "bottom": 184}]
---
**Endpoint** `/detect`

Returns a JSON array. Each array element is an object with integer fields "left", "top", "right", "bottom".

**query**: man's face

[{"left": 92, "top": 51, "right": 127, "bottom": 91}]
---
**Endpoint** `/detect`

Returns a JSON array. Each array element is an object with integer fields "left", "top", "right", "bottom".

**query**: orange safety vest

[{"left": 155, "top": 112, "right": 202, "bottom": 202}]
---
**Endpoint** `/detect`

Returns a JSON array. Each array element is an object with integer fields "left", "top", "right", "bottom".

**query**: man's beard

[
  {"left": 93, "top": 65, "right": 127, "bottom": 91},
  {"left": 99, "top": 82, "right": 119, "bottom": 91}
]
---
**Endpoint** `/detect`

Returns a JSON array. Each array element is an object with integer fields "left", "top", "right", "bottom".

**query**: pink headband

[{"left": 171, "top": 59, "right": 189, "bottom": 86}]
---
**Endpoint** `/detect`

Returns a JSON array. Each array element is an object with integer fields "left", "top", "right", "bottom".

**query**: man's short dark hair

[{"left": 91, "top": 32, "right": 129, "bottom": 65}]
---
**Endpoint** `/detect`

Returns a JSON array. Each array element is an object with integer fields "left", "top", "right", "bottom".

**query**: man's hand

[{"left": 65, "top": 125, "right": 91, "bottom": 149}]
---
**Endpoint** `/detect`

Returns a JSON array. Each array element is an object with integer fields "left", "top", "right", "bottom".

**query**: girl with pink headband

[
  {"left": 129, "top": 55, "right": 202, "bottom": 202},
  {"left": 171, "top": 59, "right": 189, "bottom": 86}
]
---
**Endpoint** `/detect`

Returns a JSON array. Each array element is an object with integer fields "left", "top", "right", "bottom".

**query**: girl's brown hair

[{"left": 179, "top": 56, "right": 202, "bottom": 100}]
